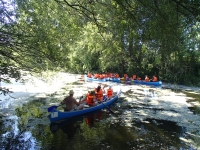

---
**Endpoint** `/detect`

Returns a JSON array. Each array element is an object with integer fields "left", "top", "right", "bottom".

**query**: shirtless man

[{"left": 61, "top": 90, "right": 84, "bottom": 111}]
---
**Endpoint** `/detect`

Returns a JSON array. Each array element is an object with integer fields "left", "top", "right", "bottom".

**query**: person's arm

[{"left": 73, "top": 98, "right": 80, "bottom": 106}]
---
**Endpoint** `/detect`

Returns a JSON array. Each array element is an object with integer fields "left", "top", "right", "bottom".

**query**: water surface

[{"left": 0, "top": 76, "right": 200, "bottom": 149}]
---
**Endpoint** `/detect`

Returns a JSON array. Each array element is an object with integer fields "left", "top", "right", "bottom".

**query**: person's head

[
  {"left": 109, "top": 86, "right": 111, "bottom": 89},
  {"left": 69, "top": 90, "right": 74, "bottom": 96},
  {"left": 97, "top": 85, "right": 101, "bottom": 89},
  {"left": 90, "top": 90, "right": 95, "bottom": 96}
]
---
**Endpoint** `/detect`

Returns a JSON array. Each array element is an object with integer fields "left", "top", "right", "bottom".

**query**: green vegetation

[{"left": 1, "top": 0, "right": 200, "bottom": 94}]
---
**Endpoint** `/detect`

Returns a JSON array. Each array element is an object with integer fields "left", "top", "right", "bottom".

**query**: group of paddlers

[
  {"left": 61, "top": 84, "right": 114, "bottom": 111},
  {"left": 87, "top": 73, "right": 158, "bottom": 82},
  {"left": 81, "top": 84, "right": 114, "bottom": 106},
  {"left": 124, "top": 74, "right": 158, "bottom": 82},
  {"left": 87, "top": 73, "right": 119, "bottom": 79}
]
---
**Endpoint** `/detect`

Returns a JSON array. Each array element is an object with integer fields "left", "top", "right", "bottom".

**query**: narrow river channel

[{"left": 0, "top": 73, "right": 200, "bottom": 150}]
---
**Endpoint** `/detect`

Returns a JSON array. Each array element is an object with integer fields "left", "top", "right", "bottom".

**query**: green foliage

[{"left": 1, "top": 0, "right": 200, "bottom": 88}]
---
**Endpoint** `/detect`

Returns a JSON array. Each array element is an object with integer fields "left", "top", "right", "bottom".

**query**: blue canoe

[
  {"left": 108, "top": 78, "right": 120, "bottom": 83},
  {"left": 133, "top": 80, "right": 162, "bottom": 86},
  {"left": 49, "top": 89, "right": 121, "bottom": 122},
  {"left": 86, "top": 77, "right": 106, "bottom": 82}
]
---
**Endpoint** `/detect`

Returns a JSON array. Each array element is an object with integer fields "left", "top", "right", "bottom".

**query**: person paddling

[
  {"left": 145, "top": 75, "right": 149, "bottom": 82},
  {"left": 150, "top": 75, "right": 158, "bottom": 82},
  {"left": 95, "top": 85, "right": 104, "bottom": 101},
  {"left": 132, "top": 74, "right": 137, "bottom": 80},
  {"left": 61, "top": 90, "right": 84, "bottom": 111},
  {"left": 107, "top": 86, "right": 113, "bottom": 99},
  {"left": 86, "top": 90, "right": 96, "bottom": 106}
]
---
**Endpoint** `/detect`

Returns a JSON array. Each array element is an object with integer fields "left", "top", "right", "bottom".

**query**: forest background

[{"left": 1, "top": 0, "right": 200, "bottom": 94}]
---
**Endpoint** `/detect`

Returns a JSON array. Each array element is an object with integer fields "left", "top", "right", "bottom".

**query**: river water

[{"left": 0, "top": 73, "right": 200, "bottom": 150}]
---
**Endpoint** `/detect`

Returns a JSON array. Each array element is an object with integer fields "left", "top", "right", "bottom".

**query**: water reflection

[
  {"left": 50, "top": 111, "right": 104, "bottom": 137},
  {"left": 50, "top": 117, "right": 82, "bottom": 140},
  {"left": 85, "top": 111, "right": 103, "bottom": 127}
]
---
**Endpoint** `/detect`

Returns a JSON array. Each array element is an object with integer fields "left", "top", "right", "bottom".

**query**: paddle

[{"left": 97, "top": 97, "right": 114, "bottom": 114}]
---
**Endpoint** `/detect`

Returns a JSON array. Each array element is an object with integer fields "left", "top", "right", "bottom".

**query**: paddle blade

[
  {"left": 99, "top": 100, "right": 115, "bottom": 114},
  {"left": 48, "top": 105, "right": 59, "bottom": 112}
]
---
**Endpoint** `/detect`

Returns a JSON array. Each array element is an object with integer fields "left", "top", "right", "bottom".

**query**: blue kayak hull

[
  {"left": 86, "top": 77, "right": 106, "bottom": 82},
  {"left": 107, "top": 78, "right": 120, "bottom": 83},
  {"left": 133, "top": 80, "right": 162, "bottom": 86},
  {"left": 49, "top": 89, "right": 121, "bottom": 122}
]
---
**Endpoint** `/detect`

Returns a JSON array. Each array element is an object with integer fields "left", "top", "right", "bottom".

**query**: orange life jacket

[
  {"left": 87, "top": 95, "right": 94, "bottom": 105},
  {"left": 94, "top": 74, "right": 99, "bottom": 79},
  {"left": 115, "top": 74, "right": 119, "bottom": 78},
  {"left": 87, "top": 73, "right": 92, "bottom": 78},
  {"left": 153, "top": 76, "right": 158, "bottom": 82},
  {"left": 99, "top": 74, "right": 103, "bottom": 79},
  {"left": 107, "top": 89, "right": 113, "bottom": 98},
  {"left": 95, "top": 88, "right": 103, "bottom": 101}
]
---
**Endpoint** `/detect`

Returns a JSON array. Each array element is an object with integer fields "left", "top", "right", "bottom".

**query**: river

[{"left": 0, "top": 73, "right": 200, "bottom": 150}]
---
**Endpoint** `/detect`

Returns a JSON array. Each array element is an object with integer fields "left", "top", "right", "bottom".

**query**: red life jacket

[
  {"left": 87, "top": 95, "right": 94, "bottom": 105},
  {"left": 99, "top": 74, "right": 103, "bottom": 79},
  {"left": 94, "top": 74, "right": 99, "bottom": 79},
  {"left": 115, "top": 74, "right": 119, "bottom": 78},
  {"left": 87, "top": 73, "right": 92, "bottom": 78},
  {"left": 95, "top": 88, "right": 103, "bottom": 101},
  {"left": 107, "top": 89, "right": 113, "bottom": 98}
]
